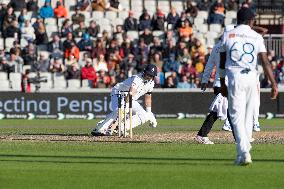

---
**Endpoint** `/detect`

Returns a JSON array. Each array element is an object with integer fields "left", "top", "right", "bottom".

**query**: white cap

[{"left": 224, "top": 25, "right": 235, "bottom": 32}]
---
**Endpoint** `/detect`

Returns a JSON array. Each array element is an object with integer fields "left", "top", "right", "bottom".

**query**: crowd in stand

[{"left": 0, "top": 0, "right": 283, "bottom": 92}]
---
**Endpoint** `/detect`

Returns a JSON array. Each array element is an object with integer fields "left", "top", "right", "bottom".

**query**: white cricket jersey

[
  {"left": 220, "top": 25, "right": 267, "bottom": 75},
  {"left": 113, "top": 73, "right": 154, "bottom": 100},
  {"left": 202, "top": 40, "right": 222, "bottom": 87}
]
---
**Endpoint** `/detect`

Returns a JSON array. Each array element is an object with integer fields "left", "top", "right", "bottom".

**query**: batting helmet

[{"left": 143, "top": 64, "right": 158, "bottom": 77}]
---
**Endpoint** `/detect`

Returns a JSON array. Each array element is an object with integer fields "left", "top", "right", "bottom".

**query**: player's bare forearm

[
  {"left": 129, "top": 86, "right": 137, "bottom": 96},
  {"left": 252, "top": 26, "right": 268, "bottom": 36},
  {"left": 145, "top": 94, "right": 152, "bottom": 108},
  {"left": 259, "top": 52, "right": 279, "bottom": 99}
]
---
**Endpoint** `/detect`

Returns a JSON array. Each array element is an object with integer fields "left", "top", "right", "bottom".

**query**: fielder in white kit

[
  {"left": 219, "top": 8, "right": 278, "bottom": 165},
  {"left": 91, "top": 64, "right": 158, "bottom": 136}
]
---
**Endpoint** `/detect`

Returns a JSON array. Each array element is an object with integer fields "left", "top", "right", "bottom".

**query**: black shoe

[{"left": 91, "top": 130, "right": 105, "bottom": 136}]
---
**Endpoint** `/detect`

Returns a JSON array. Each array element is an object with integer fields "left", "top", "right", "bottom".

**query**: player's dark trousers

[{"left": 197, "top": 111, "right": 218, "bottom": 137}]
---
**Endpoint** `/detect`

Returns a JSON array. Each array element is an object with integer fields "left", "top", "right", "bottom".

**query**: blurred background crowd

[{"left": 0, "top": 0, "right": 283, "bottom": 92}]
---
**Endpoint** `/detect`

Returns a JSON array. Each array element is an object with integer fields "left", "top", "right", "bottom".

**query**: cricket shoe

[
  {"left": 222, "top": 124, "right": 232, "bottom": 132},
  {"left": 235, "top": 153, "right": 252, "bottom": 166},
  {"left": 253, "top": 124, "right": 261, "bottom": 132},
  {"left": 195, "top": 135, "right": 214, "bottom": 144},
  {"left": 91, "top": 129, "right": 106, "bottom": 136}
]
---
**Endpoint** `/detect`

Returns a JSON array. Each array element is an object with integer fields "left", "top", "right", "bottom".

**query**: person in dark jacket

[
  {"left": 66, "top": 63, "right": 81, "bottom": 80},
  {"left": 27, "top": 0, "right": 39, "bottom": 12},
  {"left": 77, "top": 33, "right": 93, "bottom": 52},
  {"left": 123, "top": 11, "right": 138, "bottom": 32}
]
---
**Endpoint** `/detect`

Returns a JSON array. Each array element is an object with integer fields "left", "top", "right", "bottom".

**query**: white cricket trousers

[
  {"left": 227, "top": 70, "right": 258, "bottom": 156},
  {"left": 97, "top": 89, "right": 149, "bottom": 132}
]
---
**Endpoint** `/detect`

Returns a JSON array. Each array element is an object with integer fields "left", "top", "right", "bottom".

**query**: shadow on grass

[{"left": 0, "top": 154, "right": 283, "bottom": 165}]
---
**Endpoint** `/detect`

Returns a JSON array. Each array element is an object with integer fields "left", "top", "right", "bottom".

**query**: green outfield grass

[{"left": 0, "top": 119, "right": 283, "bottom": 189}]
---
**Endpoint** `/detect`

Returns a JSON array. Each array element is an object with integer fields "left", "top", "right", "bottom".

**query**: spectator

[
  {"left": 195, "top": 56, "right": 205, "bottom": 74},
  {"left": 92, "top": 39, "right": 106, "bottom": 59},
  {"left": 179, "top": 19, "right": 193, "bottom": 39},
  {"left": 31, "top": 52, "right": 50, "bottom": 72},
  {"left": 48, "top": 33, "right": 64, "bottom": 57},
  {"left": 49, "top": 57, "right": 65, "bottom": 74},
  {"left": 167, "top": 7, "right": 180, "bottom": 30},
  {"left": 208, "top": 1, "right": 225, "bottom": 25},
  {"left": 150, "top": 37, "right": 163, "bottom": 56},
  {"left": 185, "top": 1, "right": 198, "bottom": 19},
  {"left": 163, "top": 40, "right": 177, "bottom": 60},
  {"left": 7, "top": 48, "right": 24, "bottom": 73},
  {"left": 113, "top": 25, "right": 124, "bottom": 44},
  {"left": 227, "top": 0, "right": 238, "bottom": 11},
  {"left": 242, "top": 0, "right": 256, "bottom": 13},
  {"left": 123, "top": 11, "right": 138, "bottom": 32},
  {"left": 150, "top": 52, "right": 164, "bottom": 71},
  {"left": 0, "top": 56, "right": 14, "bottom": 73},
  {"left": 81, "top": 58, "right": 97, "bottom": 87},
  {"left": 163, "top": 54, "right": 180, "bottom": 73},
  {"left": 108, "top": 0, "right": 122, "bottom": 12},
  {"left": 108, "top": 49, "right": 122, "bottom": 72},
  {"left": 0, "top": 3, "right": 8, "bottom": 32},
  {"left": 176, "top": 11, "right": 187, "bottom": 29},
  {"left": 78, "top": 52, "right": 91, "bottom": 68},
  {"left": 152, "top": 9, "right": 165, "bottom": 31},
  {"left": 35, "top": 21, "right": 48, "bottom": 45},
  {"left": 73, "top": 21, "right": 87, "bottom": 38},
  {"left": 138, "top": 12, "right": 152, "bottom": 31},
  {"left": 2, "top": 6, "right": 16, "bottom": 32},
  {"left": 165, "top": 30, "right": 178, "bottom": 45},
  {"left": 63, "top": 32, "right": 76, "bottom": 51},
  {"left": 27, "top": 0, "right": 39, "bottom": 12},
  {"left": 164, "top": 75, "right": 176, "bottom": 88},
  {"left": 77, "top": 33, "right": 93, "bottom": 52},
  {"left": 61, "top": 19, "right": 73, "bottom": 37},
  {"left": 119, "top": 39, "right": 134, "bottom": 58},
  {"left": 180, "top": 59, "right": 196, "bottom": 78},
  {"left": 87, "top": 20, "right": 100, "bottom": 38},
  {"left": 21, "top": 69, "right": 31, "bottom": 93},
  {"left": 91, "top": 0, "right": 107, "bottom": 11},
  {"left": 198, "top": 0, "right": 212, "bottom": 11},
  {"left": 178, "top": 47, "right": 192, "bottom": 65},
  {"left": 139, "top": 28, "right": 154, "bottom": 46},
  {"left": 9, "top": 0, "right": 27, "bottom": 12},
  {"left": 22, "top": 43, "right": 37, "bottom": 65},
  {"left": 77, "top": 0, "right": 90, "bottom": 11},
  {"left": 177, "top": 75, "right": 192, "bottom": 89},
  {"left": 65, "top": 54, "right": 79, "bottom": 68},
  {"left": 18, "top": 8, "right": 28, "bottom": 28},
  {"left": 32, "top": 17, "right": 43, "bottom": 31},
  {"left": 72, "top": 6, "right": 85, "bottom": 25},
  {"left": 54, "top": 0, "right": 68, "bottom": 18},
  {"left": 64, "top": 41, "right": 80, "bottom": 60},
  {"left": 176, "top": 41, "right": 187, "bottom": 58},
  {"left": 205, "top": 45, "right": 213, "bottom": 62},
  {"left": 96, "top": 70, "right": 111, "bottom": 88},
  {"left": 120, "top": 53, "right": 137, "bottom": 77},
  {"left": 21, "top": 20, "right": 36, "bottom": 42},
  {"left": 116, "top": 70, "right": 126, "bottom": 83},
  {"left": 134, "top": 39, "right": 149, "bottom": 70},
  {"left": 94, "top": 54, "right": 108, "bottom": 73},
  {"left": 39, "top": 0, "right": 54, "bottom": 19},
  {"left": 3, "top": 20, "right": 20, "bottom": 38},
  {"left": 191, "top": 39, "right": 206, "bottom": 60},
  {"left": 66, "top": 63, "right": 81, "bottom": 80}
]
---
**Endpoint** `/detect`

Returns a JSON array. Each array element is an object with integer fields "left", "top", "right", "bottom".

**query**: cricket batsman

[{"left": 91, "top": 64, "right": 158, "bottom": 136}]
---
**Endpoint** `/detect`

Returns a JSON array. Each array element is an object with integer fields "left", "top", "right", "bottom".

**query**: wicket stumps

[{"left": 117, "top": 92, "right": 133, "bottom": 138}]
